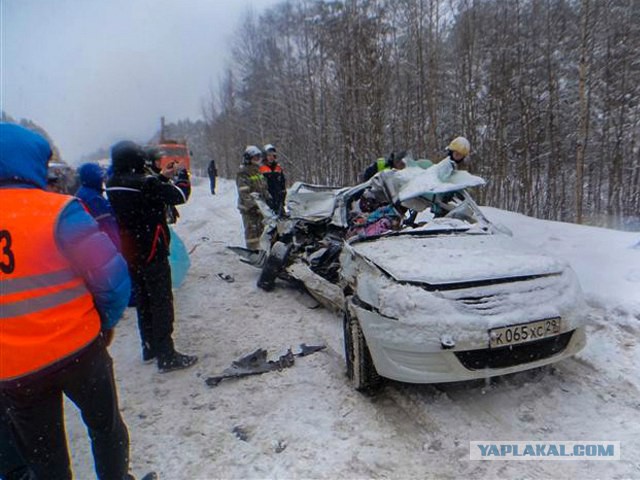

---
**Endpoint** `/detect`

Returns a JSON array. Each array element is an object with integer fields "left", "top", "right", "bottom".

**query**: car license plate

[{"left": 489, "top": 318, "right": 561, "bottom": 348}]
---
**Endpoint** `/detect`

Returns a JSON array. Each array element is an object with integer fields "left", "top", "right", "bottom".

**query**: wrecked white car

[{"left": 234, "top": 163, "right": 588, "bottom": 391}]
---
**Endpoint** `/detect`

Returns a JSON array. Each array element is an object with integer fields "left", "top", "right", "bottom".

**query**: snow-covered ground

[{"left": 67, "top": 177, "right": 640, "bottom": 479}]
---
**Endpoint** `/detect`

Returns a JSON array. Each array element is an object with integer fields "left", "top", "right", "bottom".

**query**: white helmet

[
  {"left": 447, "top": 136, "right": 470, "bottom": 157},
  {"left": 263, "top": 144, "right": 276, "bottom": 153},
  {"left": 243, "top": 145, "right": 262, "bottom": 163}
]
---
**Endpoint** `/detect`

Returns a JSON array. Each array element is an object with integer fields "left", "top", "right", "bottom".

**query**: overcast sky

[{"left": 1, "top": 0, "right": 282, "bottom": 163}]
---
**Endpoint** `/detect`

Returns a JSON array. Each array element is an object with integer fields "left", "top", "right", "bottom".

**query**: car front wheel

[
  {"left": 343, "top": 300, "right": 382, "bottom": 392},
  {"left": 257, "top": 241, "right": 291, "bottom": 291}
]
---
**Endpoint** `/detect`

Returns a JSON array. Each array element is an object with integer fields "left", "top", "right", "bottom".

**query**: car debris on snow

[{"left": 205, "top": 344, "right": 326, "bottom": 387}]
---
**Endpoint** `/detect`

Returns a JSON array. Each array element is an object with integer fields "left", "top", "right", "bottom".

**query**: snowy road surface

[{"left": 66, "top": 177, "right": 640, "bottom": 479}]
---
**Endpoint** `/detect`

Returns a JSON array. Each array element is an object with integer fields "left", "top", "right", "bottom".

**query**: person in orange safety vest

[
  {"left": 259, "top": 143, "right": 286, "bottom": 216},
  {"left": 0, "top": 123, "right": 140, "bottom": 480}
]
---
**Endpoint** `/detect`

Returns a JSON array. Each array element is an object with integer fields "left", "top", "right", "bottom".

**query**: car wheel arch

[{"left": 343, "top": 297, "right": 382, "bottom": 392}]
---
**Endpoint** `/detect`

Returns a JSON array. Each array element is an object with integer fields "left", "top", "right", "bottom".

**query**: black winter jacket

[
  {"left": 106, "top": 144, "right": 190, "bottom": 266},
  {"left": 259, "top": 162, "right": 286, "bottom": 215}
]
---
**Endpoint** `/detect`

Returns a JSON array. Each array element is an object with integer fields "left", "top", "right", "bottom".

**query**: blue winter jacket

[
  {"left": 0, "top": 123, "right": 130, "bottom": 329},
  {"left": 76, "top": 163, "right": 122, "bottom": 251}
]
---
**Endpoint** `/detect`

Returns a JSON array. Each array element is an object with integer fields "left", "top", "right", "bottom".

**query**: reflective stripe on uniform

[
  {"left": 0, "top": 268, "right": 76, "bottom": 295},
  {"left": 105, "top": 186, "right": 142, "bottom": 193},
  {"left": 1, "top": 283, "right": 89, "bottom": 319},
  {"left": 171, "top": 182, "right": 187, "bottom": 203}
]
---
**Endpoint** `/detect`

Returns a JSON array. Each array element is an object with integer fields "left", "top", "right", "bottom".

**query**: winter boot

[
  {"left": 158, "top": 352, "right": 198, "bottom": 373},
  {"left": 142, "top": 343, "right": 156, "bottom": 363}
]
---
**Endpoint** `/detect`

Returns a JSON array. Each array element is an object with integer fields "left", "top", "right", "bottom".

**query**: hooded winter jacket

[
  {"left": 106, "top": 141, "right": 190, "bottom": 266},
  {"left": 76, "top": 162, "right": 121, "bottom": 250}
]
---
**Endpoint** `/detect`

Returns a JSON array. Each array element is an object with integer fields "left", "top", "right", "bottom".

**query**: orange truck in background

[{"left": 154, "top": 140, "right": 192, "bottom": 172}]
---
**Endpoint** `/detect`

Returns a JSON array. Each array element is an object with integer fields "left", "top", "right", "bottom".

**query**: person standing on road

[
  {"left": 259, "top": 144, "right": 286, "bottom": 216},
  {"left": 0, "top": 123, "right": 134, "bottom": 480},
  {"left": 207, "top": 159, "right": 218, "bottom": 195},
  {"left": 106, "top": 140, "right": 198, "bottom": 373},
  {"left": 236, "top": 145, "right": 272, "bottom": 250}
]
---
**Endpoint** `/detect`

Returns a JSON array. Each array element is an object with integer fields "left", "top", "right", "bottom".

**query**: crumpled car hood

[{"left": 351, "top": 233, "right": 565, "bottom": 285}]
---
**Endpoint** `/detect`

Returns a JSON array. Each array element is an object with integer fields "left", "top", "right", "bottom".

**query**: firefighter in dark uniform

[
  {"left": 236, "top": 145, "right": 272, "bottom": 250},
  {"left": 259, "top": 144, "right": 286, "bottom": 216}
]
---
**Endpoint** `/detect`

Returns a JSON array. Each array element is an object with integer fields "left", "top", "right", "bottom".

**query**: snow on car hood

[{"left": 351, "top": 233, "right": 565, "bottom": 285}]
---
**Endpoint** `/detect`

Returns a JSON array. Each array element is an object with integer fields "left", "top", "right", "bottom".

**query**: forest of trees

[{"left": 204, "top": 0, "right": 639, "bottom": 229}]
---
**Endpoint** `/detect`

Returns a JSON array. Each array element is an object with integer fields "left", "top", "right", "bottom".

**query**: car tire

[
  {"left": 257, "top": 241, "right": 291, "bottom": 291},
  {"left": 343, "top": 302, "right": 382, "bottom": 392}
]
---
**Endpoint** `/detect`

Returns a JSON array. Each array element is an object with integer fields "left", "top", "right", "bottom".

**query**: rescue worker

[
  {"left": 432, "top": 136, "right": 471, "bottom": 181},
  {"left": 236, "top": 145, "right": 272, "bottom": 250},
  {"left": 0, "top": 123, "right": 133, "bottom": 479},
  {"left": 429, "top": 136, "right": 472, "bottom": 218},
  {"left": 207, "top": 159, "right": 218, "bottom": 195},
  {"left": 259, "top": 144, "right": 286, "bottom": 215},
  {"left": 106, "top": 141, "right": 197, "bottom": 373},
  {"left": 362, "top": 150, "right": 408, "bottom": 182},
  {"left": 76, "top": 162, "right": 122, "bottom": 250}
]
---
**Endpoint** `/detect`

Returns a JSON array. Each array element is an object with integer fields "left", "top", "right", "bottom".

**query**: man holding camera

[{"left": 106, "top": 141, "right": 197, "bottom": 373}]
